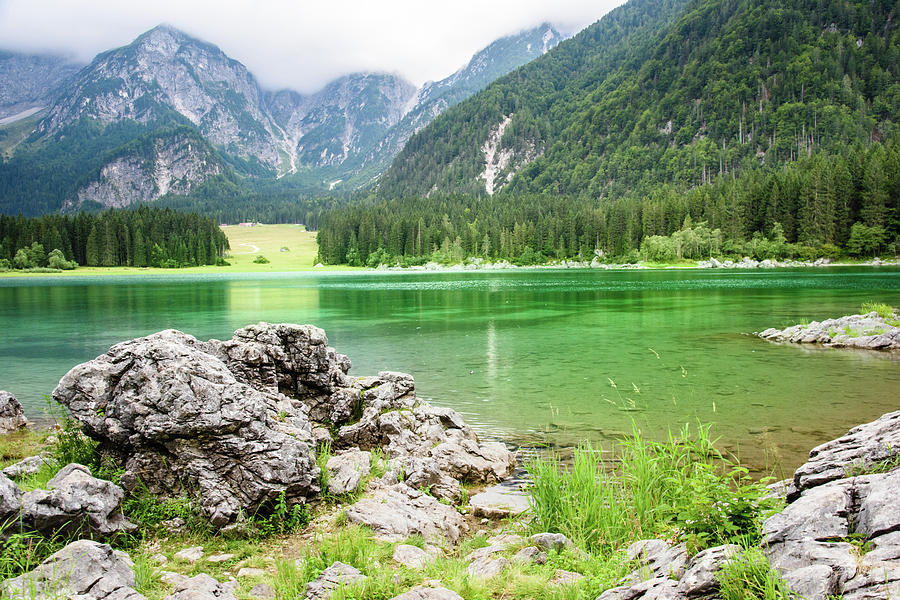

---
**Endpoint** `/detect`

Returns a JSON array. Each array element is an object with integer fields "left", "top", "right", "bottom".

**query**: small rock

[
  {"left": 249, "top": 583, "right": 276, "bottom": 599},
  {"left": 2, "top": 453, "right": 51, "bottom": 479},
  {"left": 164, "top": 573, "right": 236, "bottom": 600},
  {"left": 207, "top": 553, "right": 235, "bottom": 563},
  {"left": 550, "top": 569, "right": 584, "bottom": 586},
  {"left": 151, "top": 553, "right": 168, "bottom": 565},
  {"left": 0, "top": 391, "right": 27, "bottom": 434},
  {"left": 174, "top": 546, "right": 204, "bottom": 563},
  {"left": 470, "top": 485, "right": 530, "bottom": 519},
  {"left": 160, "top": 571, "right": 189, "bottom": 587},
  {"left": 345, "top": 483, "right": 467, "bottom": 544},
  {"left": 162, "top": 517, "right": 186, "bottom": 534},
  {"left": 236, "top": 567, "right": 267, "bottom": 578},
  {"left": 530, "top": 532, "right": 570, "bottom": 553},
  {"left": 305, "top": 562, "right": 366, "bottom": 600},
  {"left": 389, "top": 585, "right": 464, "bottom": 600},
  {"left": 512, "top": 546, "right": 547, "bottom": 564},
  {"left": 466, "top": 556, "right": 508, "bottom": 579},
  {"left": 677, "top": 544, "right": 740, "bottom": 596},
  {"left": 393, "top": 544, "right": 431, "bottom": 569},
  {"left": 326, "top": 449, "right": 371, "bottom": 495}
]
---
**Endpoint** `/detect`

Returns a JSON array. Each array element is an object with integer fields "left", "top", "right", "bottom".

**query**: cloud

[{"left": 0, "top": 0, "right": 625, "bottom": 93}]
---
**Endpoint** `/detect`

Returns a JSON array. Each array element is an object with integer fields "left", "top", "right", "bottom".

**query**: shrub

[
  {"left": 252, "top": 255, "right": 270, "bottom": 264},
  {"left": 47, "top": 249, "right": 77, "bottom": 270}
]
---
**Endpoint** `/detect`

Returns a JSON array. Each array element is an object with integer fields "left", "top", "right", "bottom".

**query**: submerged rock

[
  {"left": 0, "top": 540, "right": 144, "bottom": 600},
  {"left": 0, "top": 391, "right": 27, "bottom": 434}
]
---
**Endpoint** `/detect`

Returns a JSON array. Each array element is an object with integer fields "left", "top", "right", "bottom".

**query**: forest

[
  {"left": 0, "top": 207, "right": 229, "bottom": 269},
  {"left": 315, "top": 135, "right": 899, "bottom": 266}
]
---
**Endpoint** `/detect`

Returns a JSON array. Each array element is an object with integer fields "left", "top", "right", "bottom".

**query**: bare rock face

[
  {"left": 20, "top": 463, "right": 137, "bottom": 539},
  {"left": 52, "top": 327, "right": 321, "bottom": 527},
  {"left": 792, "top": 410, "right": 900, "bottom": 495},
  {"left": 762, "top": 410, "right": 900, "bottom": 600},
  {"left": 0, "top": 540, "right": 144, "bottom": 600},
  {"left": 0, "top": 472, "right": 22, "bottom": 523},
  {"left": 0, "top": 391, "right": 27, "bottom": 434}
]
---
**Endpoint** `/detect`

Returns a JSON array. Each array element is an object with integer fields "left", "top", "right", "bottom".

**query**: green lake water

[{"left": 2, "top": 267, "right": 899, "bottom": 474}]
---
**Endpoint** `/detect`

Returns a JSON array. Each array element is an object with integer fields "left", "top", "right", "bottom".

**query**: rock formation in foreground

[
  {"left": 52, "top": 323, "right": 515, "bottom": 527},
  {"left": 758, "top": 311, "right": 900, "bottom": 350},
  {"left": 0, "top": 391, "right": 27, "bottom": 434}
]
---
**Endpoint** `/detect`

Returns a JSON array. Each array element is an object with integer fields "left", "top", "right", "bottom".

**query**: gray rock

[
  {"left": 469, "top": 484, "right": 530, "bottom": 518},
  {"left": 345, "top": 483, "right": 467, "bottom": 545},
  {"left": 1, "top": 539, "right": 144, "bottom": 600},
  {"left": 676, "top": 544, "right": 740, "bottom": 596},
  {"left": 781, "top": 564, "right": 842, "bottom": 600},
  {"left": 52, "top": 326, "right": 321, "bottom": 527},
  {"left": 389, "top": 585, "right": 464, "bottom": 600},
  {"left": 550, "top": 569, "right": 584, "bottom": 586},
  {"left": 430, "top": 439, "right": 516, "bottom": 484},
  {"left": 249, "top": 583, "right": 276, "bottom": 599},
  {"left": 326, "top": 449, "right": 371, "bottom": 495},
  {"left": 464, "top": 544, "right": 506, "bottom": 563},
  {"left": 466, "top": 556, "right": 508, "bottom": 579},
  {"left": 402, "top": 458, "right": 462, "bottom": 502},
  {"left": 163, "top": 573, "right": 236, "bottom": 600},
  {"left": 757, "top": 312, "right": 900, "bottom": 351},
  {"left": 531, "top": 532, "right": 570, "bottom": 553},
  {"left": 597, "top": 577, "right": 681, "bottom": 600},
  {"left": 236, "top": 568, "right": 267, "bottom": 578},
  {"left": 2, "top": 453, "right": 51, "bottom": 479},
  {"left": 174, "top": 546, "right": 204, "bottom": 563},
  {"left": 20, "top": 463, "right": 137, "bottom": 539},
  {"left": 305, "top": 562, "right": 366, "bottom": 600},
  {"left": 626, "top": 539, "right": 689, "bottom": 580},
  {"left": 764, "top": 479, "right": 853, "bottom": 544},
  {"left": 206, "top": 553, "right": 235, "bottom": 563},
  {"left": 0, "top": 471, "right": 22, "bottom": 522},
  {"left": 512, "top": 546, "right": 547, "bottom": 564},
  {"left": 792, "top": 410, "right": 900, "bottom": 494},
  {"left": 0, "top": 391, "right": 27, "bottom": 434},
  {"left": 392, "top": 544, "right": 431, "bottom": 569}
]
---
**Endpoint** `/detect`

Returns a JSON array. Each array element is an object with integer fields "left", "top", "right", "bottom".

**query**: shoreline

[{"left": 1, "top": 257, "right": 897, "bottom": 280}]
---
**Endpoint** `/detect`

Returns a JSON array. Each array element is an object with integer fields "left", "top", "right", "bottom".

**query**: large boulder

[
  {"left": 0, "top": 472, "right": 22, "bottom": 523},
  {"left": 0, "top": 539, "right": 144, "bottom": 600},
  {"left": 20, "top": 463, "right": 136, "bottom": 539},
  {"left": 52, "top": 327, "right": 321, "bottom": 527},
  {"left": 51, "top": 323, "right": 515, "bottom": 527},
  {"left": 0, "top": 391, "right": 27, "bottom": 434}
]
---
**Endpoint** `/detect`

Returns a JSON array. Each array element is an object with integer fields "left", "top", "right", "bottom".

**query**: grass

[
  {"left": 0, "top": 428, "right": 48, "bottom": 469},
  {"left": 861, "top": 302, "right": 900, "bottom": 327},
  {"left": 526, "top": 423, "right": 779, "bottom": 556},
  {"left": 716, "top": 545, "right": 795, "bottom": 600},
  {"left": 0, "top": 224, "right": 361, "bottom": 278}
]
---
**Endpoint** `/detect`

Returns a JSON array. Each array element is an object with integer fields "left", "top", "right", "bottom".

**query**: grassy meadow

[{"left": 0, "top": 224, "right": 361, "bottom": 277}]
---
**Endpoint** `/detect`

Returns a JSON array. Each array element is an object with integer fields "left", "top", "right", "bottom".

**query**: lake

[{"left": 2, "top": 267, "right": 899, "bottom": 474}]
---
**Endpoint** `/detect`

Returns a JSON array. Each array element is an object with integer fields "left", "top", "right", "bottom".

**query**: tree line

[
  {"left": 0, "top": 207, "right": 229, "bottom": 269},
  {"left": 315, "top": 136, "right": 899, "bottom": 266}
]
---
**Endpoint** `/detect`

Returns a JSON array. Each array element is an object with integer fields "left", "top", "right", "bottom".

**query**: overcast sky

[{"left": 0, "top": 0, "right": 626, "bottom": 93}]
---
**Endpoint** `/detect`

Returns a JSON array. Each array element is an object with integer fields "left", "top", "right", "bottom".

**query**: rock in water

[
  {"left": 0, "top": 540, "right": 144, "bottom": 600},
  {"left": 20, "top": 463, "right": 137, "bottom": 539},
  {"left": 0, "top": 391, "right": 27, "bottom": 434},
  {"left": 52, "top": 327, "right": 321, "bottom": 527}
]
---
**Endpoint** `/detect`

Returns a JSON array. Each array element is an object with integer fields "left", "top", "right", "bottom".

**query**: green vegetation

[
  {"left": 527, "top": 424, "right": 778, "bottom": 555},
  {"left": 252, "top": 255, "right": 270, "bottom": 264},
  {"left": 0, "top": 207, "right": 228, "bottom": 270},
  {"left": 861, "top": 302, "right": 900, "bottom": 326},
  {"left": 716, "top": 546, "right": 795, "bottom": 600}
]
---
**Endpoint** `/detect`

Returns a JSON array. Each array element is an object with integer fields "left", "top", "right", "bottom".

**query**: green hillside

[{"left": 319, "top": 0, "right": 900, "bottom": 264}]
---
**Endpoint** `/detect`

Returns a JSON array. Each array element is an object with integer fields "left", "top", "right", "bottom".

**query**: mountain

[
  {"left": 345, "top": 23, "right": 564, "bottom": 187},
  {"left": 0, "top": 51, "right": 82, "bottom": 121},
  {"left": 377, "top": 0, "right": 900, "bottom": 201},
  {"left": 0, "top": 22, "right": 566, "bottom": 215},
  {"left": 317, "top": 0, "right": 900, "bottom": 265}
]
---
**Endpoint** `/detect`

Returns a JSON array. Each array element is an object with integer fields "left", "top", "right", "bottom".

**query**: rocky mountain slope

[
  {"left": 0, "top": 21, "right": 565, "bottom": 214},
  {"left": 0, "top": 51, "right": 82, "bottom": 121}
]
